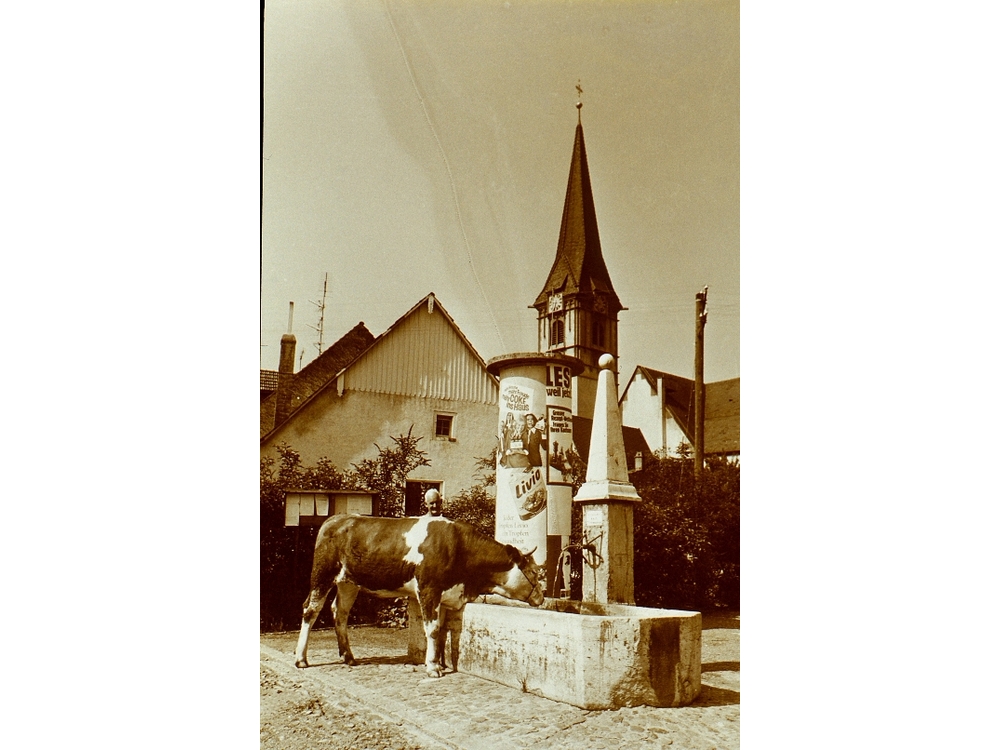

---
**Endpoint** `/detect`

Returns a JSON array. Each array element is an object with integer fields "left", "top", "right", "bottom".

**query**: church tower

[{"left": 532, "top": 103, "right": 624, "bottom": 419}]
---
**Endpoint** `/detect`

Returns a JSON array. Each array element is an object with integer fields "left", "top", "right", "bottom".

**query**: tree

[
  {"left": 351, "top": 426, "right": 431, "bottom": 517},
  {"left": 444, "top": 484, "right": 496, "bottom": 538},
  {"left": 630, "top": 453, "right": 740, "bottom": 610}
]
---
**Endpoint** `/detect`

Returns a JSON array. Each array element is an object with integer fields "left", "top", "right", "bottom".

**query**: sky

[{"left": 262, "top": 0, "right": 739, "bottom": 386}]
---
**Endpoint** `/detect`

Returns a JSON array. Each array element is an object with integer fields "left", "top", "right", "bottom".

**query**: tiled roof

[
  {"left": 260, "top": 322, "right": 376, "bottom": 436},
  {"left": 704, "top": 378, "right": 739, "bottom": 454},
  {"left": 626, "top": 366, "right": 740, "bottom": 455},
  {"left": 260, "top": 369, "right": 279, "bottom": 392},
  {"left": 286, "top": 322, "right": 376, "bottom": 405}
]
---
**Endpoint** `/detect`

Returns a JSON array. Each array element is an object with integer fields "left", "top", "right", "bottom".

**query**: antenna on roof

[
  {"left": 576, "top": 80, "right": 583, "bottom": 121},
  {"left": 308, "top": 272, "right": 328, "bottom": 357}
]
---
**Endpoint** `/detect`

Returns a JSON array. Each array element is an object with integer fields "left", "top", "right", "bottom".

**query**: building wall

[
  {"left": 342, "top": 301, "right": 495, "bottom": 404},
  {"left": 261, "top": 388, "right": 499, "bottom": 499},
  {"left": 620, "top": 372, "right": 665, "bottom": 453},
  {"left": 661, "top": 413, "right": 690, "bottom": 457}
]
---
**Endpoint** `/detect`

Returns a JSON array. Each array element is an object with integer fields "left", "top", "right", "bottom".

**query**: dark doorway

[{"left": 404, "top": 480, "right": 441, "bottom": 516}]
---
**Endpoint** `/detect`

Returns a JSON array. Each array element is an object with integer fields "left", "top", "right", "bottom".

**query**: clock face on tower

[
  {"left": 548, "top": 293, "right": 563, "bottom": 313},
  {"left": 594, "top": 295, "right": 607, "bottom": 314}
]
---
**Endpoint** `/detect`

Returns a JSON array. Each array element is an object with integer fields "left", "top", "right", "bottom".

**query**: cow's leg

[
  {"left": 419, "top": 591, "right": 447, "bottom": 678},
  {"left": 446, "top": 607, "right": 464, "bottom": 672},
  {"left": 433, "top": 612, "right": 448, "bottom": 671},
  {"left": 332, "top": 581, "right": 360, "bottom": 666},
  {"left": 295, "top": 587, "right": 331, "bottom": 668}
]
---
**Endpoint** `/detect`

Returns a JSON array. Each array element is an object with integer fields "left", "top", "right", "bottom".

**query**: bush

[
  {"left": 444, "top": 483, "right": 496, "bottom": 538},
  {"left": 630, "top": 454, "right": 740, "bottom": 610},
  {"left": 351, "top": 427, "right": 431, "bottom": 517}
]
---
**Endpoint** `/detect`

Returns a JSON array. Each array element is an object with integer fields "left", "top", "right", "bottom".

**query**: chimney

[{"left": 275, "top": 302, "right": 296, "bottom": 426}]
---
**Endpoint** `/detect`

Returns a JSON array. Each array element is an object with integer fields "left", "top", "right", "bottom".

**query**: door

[{"left": 404, "top": 480, "right": 441, "bottom": 516}]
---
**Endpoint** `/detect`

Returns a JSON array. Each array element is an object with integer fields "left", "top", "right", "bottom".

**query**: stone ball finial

[{"left": 598, "top": 353, "right": 615, "bottom": 369}]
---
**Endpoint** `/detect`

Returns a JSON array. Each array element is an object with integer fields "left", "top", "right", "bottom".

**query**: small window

[{"left": 435, "top": 414, "right": 454, "bottom": 438}]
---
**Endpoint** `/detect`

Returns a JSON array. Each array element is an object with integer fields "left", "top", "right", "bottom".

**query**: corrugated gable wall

[{"left": 343, "top": 307, "right": 497, "bottom": 404}]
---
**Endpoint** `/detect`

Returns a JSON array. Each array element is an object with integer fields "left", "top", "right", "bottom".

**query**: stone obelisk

[{"left": 574, "top": 353, "right": 642, "bottom": 604}]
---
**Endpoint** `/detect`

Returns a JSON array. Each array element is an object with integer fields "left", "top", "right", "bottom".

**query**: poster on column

[
  {"left": 546, "top": 405, "right": 573, "bottom": 484},
  {"left": 545, "top": 361, "right": 574, "bottom": 484},
  {"left": 495, "top": 377, "right": 548, "bottom": 565},
  {"left": 545, "top": 361, "right": 574, "bottom": 538}
]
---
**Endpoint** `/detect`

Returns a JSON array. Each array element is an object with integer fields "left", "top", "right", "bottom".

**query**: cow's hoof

[
  {"left": 295, "top": 659, "right": 308, "bottom": 669},
  {"left": 343, "top": 655, "right": 357, "bottom": 667},
  {"left": 426, "top": 668, "right": 443, "bottom": 679}
]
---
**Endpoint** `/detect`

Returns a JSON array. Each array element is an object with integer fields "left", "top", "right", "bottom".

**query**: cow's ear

[{"left": 503, "top": 544, "right": 520, "bottom": 561}]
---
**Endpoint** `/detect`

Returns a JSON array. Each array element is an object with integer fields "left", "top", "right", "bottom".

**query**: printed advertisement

[
  {"left": 546, "top": 405, "right": 573, "bottom": 485},
  {"left": 545, "top": 362, "right": 574, "bottom": 485},
  {"left": 495, "top": 377, "right": 548, "bottom": 563},
  {"left": 544, "top": 363, "right": 574, "bottom": 538}
]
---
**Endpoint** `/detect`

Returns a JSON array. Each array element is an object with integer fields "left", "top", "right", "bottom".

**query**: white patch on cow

[
  {"left": 495, "top": 565, "right": 542, "bottom": 604},
  {"left": 402, "top": 516, "right": 434, "bottom": 565},
  {"left": 503, "top": 566, "right": 527, "bottom": 593},
  {"left": 424, "top": 613, "right": 440, "bottom": 637},
  {"left": 294, "top": 624, "right": 310, "bottom": 664},
  {"left": 440, "top": 582, "right": 466, "bottom": 610}
]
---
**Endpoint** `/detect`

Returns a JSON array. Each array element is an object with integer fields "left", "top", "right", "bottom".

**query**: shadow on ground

[
  {"left": 703, "top": 660, "right": 740, "bottom": 672},
  {"left": 691, "top": 683, "right": 740, "bottom": 707}
]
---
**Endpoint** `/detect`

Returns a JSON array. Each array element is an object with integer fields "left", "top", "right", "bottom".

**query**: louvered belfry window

[{"left": 550, "top": 316, "right": 565, "bottom": 346}]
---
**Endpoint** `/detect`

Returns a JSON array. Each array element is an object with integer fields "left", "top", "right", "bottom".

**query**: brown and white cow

[{"left": 294, "top": 514, "right": 545, "bottom": 677}]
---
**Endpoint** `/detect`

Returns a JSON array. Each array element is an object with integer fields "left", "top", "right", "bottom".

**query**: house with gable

[
  {"left": 260, "top": 293, "right": 499, "bottom": 512},
  {"left": 620, "top": 365, "right": 740, "bottom": 460}
]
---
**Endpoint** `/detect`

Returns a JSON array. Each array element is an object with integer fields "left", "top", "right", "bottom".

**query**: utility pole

[
  {"left": 694, "top": 286, "right": 708, "bottom": 479},
  {"left": 309, "top": 272, "right": 328, "bottom": 358}
]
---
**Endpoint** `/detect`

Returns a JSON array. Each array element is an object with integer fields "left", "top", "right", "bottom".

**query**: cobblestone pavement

[{"left": 260, "top": 613, "right": 739, "bottom": 749}]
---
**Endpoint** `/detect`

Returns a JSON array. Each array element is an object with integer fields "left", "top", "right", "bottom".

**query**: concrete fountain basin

[{"left": 453, "top": 596, "right": 701, "bottom": 709}]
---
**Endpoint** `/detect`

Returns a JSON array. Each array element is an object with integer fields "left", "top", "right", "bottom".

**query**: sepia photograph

[
  {"left": 260, "top": 1, "right": 739, "bottom": 747},
  {"left": 8, "top": 1, "right": 997, "bottom": 748}
]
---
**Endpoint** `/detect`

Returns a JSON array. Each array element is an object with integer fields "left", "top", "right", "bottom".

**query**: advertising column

[
  {"left": 544, "top": 360, "right": 575, "bottom": 596},
  {"left": 487, "top": 353, "right": 584, "bottom": 596}
]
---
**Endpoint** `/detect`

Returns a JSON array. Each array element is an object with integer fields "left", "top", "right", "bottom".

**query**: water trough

[{"left": 409, "top": 596, "right": 701, "bottom": 709}]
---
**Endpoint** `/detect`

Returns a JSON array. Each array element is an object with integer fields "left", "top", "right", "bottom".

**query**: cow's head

[{"left": 493, "top": 545, "right": 545, "bottom": 606}]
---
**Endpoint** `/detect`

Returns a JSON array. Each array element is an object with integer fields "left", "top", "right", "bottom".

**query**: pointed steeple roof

[{"left": 533, "top": 119, "right": 622, "bottom": 313}]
